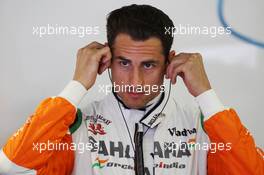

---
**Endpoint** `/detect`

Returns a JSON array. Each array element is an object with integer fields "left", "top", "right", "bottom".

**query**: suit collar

[{"left": 111, "top": 89, "right": 171, "bottom": 128}]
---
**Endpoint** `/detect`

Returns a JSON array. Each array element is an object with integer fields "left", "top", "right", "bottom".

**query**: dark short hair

[{"left": 106, "top": 4, "right": 174, "bottom": 57}]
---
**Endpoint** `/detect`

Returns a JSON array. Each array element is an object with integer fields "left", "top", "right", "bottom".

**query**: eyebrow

[
  {"left": 141, "top": 60, "right": 159, "bottom": 64},
  {"left": 115, "top": 56, "right": 131, "bottom": 63},
  {"left": 114, "top": 56, "right": 159, "bottom": 64}
]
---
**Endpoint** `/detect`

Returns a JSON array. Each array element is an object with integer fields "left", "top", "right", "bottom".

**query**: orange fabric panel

[
  {"left": 204, "top": 109, "right": 264, "bottom": 175},
  {"left": 3, "top": 97, "right": 76, "bottom": 170},
  {"left": 36, "top": 134, "right": 74, "bottom": 175}
]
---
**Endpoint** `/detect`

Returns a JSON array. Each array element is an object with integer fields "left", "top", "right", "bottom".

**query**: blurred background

[{"left": 0, "top": 0, "right": 263, "bottom": 148}]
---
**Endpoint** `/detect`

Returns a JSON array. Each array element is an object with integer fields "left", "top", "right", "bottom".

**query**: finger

[
  {"left": 166, "top": 60, "right": 185, "bottom": 79},
  {"left": 166, "top": 54, "right": 189, "bottom": 78},
  {"left": 175, "top": 52, "right": 193, "bottom": 58},
  {"left": 94, "top": 46, "right": 111, "bottom": 63},
  {"left": 173, "top": 53, "right": 190, "bottom": 64},
  {"left": 100, "top": 46, "right": 112, "bottom": 63},
  {"left": 170, "top": 64, "right": 185, "bottom": 84},
  {"left": 86, "top": 41, "right": 105, "bottom": 49},
  {"left": 98, "top": 60, "right": 111, "bottom": 74}
]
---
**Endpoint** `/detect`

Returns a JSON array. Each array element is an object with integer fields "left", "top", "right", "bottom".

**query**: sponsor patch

[{"left": 86, "top": 114, "right": 112, "bottom": 135}]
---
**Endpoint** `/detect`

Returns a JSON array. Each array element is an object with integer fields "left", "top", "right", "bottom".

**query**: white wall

[{"left": 0, "top": 0, "right": 263, "bottom": 148}]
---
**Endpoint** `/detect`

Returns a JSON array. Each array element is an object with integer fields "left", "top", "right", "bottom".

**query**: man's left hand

[{"left": 166, "top": 52, "right": 211, "bottom": 97}]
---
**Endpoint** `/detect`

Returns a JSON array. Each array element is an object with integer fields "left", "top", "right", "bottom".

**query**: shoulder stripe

[
  {"left": 69, "top": 109, "right": 82, "bottom": 134},
  {"left": 200, "top": 113, "right": 206, "bottom": 132}
]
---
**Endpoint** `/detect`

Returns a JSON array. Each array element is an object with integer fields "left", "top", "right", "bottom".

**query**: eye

[
  {"left": 119, "top": 60, "right": 130, "bottom": 67},
  {"left": 143, "top": 63, "right": 155, "bottom": 69}
]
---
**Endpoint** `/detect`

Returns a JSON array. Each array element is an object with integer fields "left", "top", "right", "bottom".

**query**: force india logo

[
  {"left": 92, "top": 157, "right": 109, "bottom": 169},
  {"left": 90, "top": 140, "right": 190, "bottom": 174},
  {"left": 92, "top": 157, "right": 186, "bottom": 175},
  {"left": 86, "top": 114, "right": 112, "bottom": 135}
]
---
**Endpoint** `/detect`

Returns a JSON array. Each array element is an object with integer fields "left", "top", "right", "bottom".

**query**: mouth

[{"left": 126, "top": 92, "right": 145, "bottom": 98}]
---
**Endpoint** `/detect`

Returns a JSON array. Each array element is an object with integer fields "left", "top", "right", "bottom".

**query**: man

[{"left": 0, "top": 4, "right": 263, "bottom": 175}]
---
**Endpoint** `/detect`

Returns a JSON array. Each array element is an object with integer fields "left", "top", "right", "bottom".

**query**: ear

[
  {"left": 164, "top": 50, "right": 175, "bottom": 76},
  {"left": 168, "top": 50, "right": 176, "bottom": 63}
]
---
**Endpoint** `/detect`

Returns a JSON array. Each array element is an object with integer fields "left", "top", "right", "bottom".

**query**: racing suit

[{"left": 0, "top": 80, "right": 263, "bottom": 175}]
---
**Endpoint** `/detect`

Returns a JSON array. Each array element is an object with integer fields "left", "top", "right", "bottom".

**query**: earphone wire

[{"left": 108, "top": 68, "right": 135, "bottom": 152}]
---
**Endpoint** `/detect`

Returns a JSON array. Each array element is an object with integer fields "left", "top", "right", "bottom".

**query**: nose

[{"left": 129, "top": 67, "right": 144, "bottom": 87}]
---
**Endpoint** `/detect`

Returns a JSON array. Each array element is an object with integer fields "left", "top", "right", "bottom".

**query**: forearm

[
  {"left": 0, "top": 80, "right": 87, "bottom": 173},
  {"left": 196, "top": 90, "right": 264, "bottom": 175}
]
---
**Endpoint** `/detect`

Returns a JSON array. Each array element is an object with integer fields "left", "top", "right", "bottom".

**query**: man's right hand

[{"left": 73, "top": 42, "right": 112, "bottom": 90}]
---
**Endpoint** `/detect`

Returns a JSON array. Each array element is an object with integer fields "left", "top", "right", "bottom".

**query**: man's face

[{"left": 110, "top": 33, "right": 167, "bottom": 109}]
